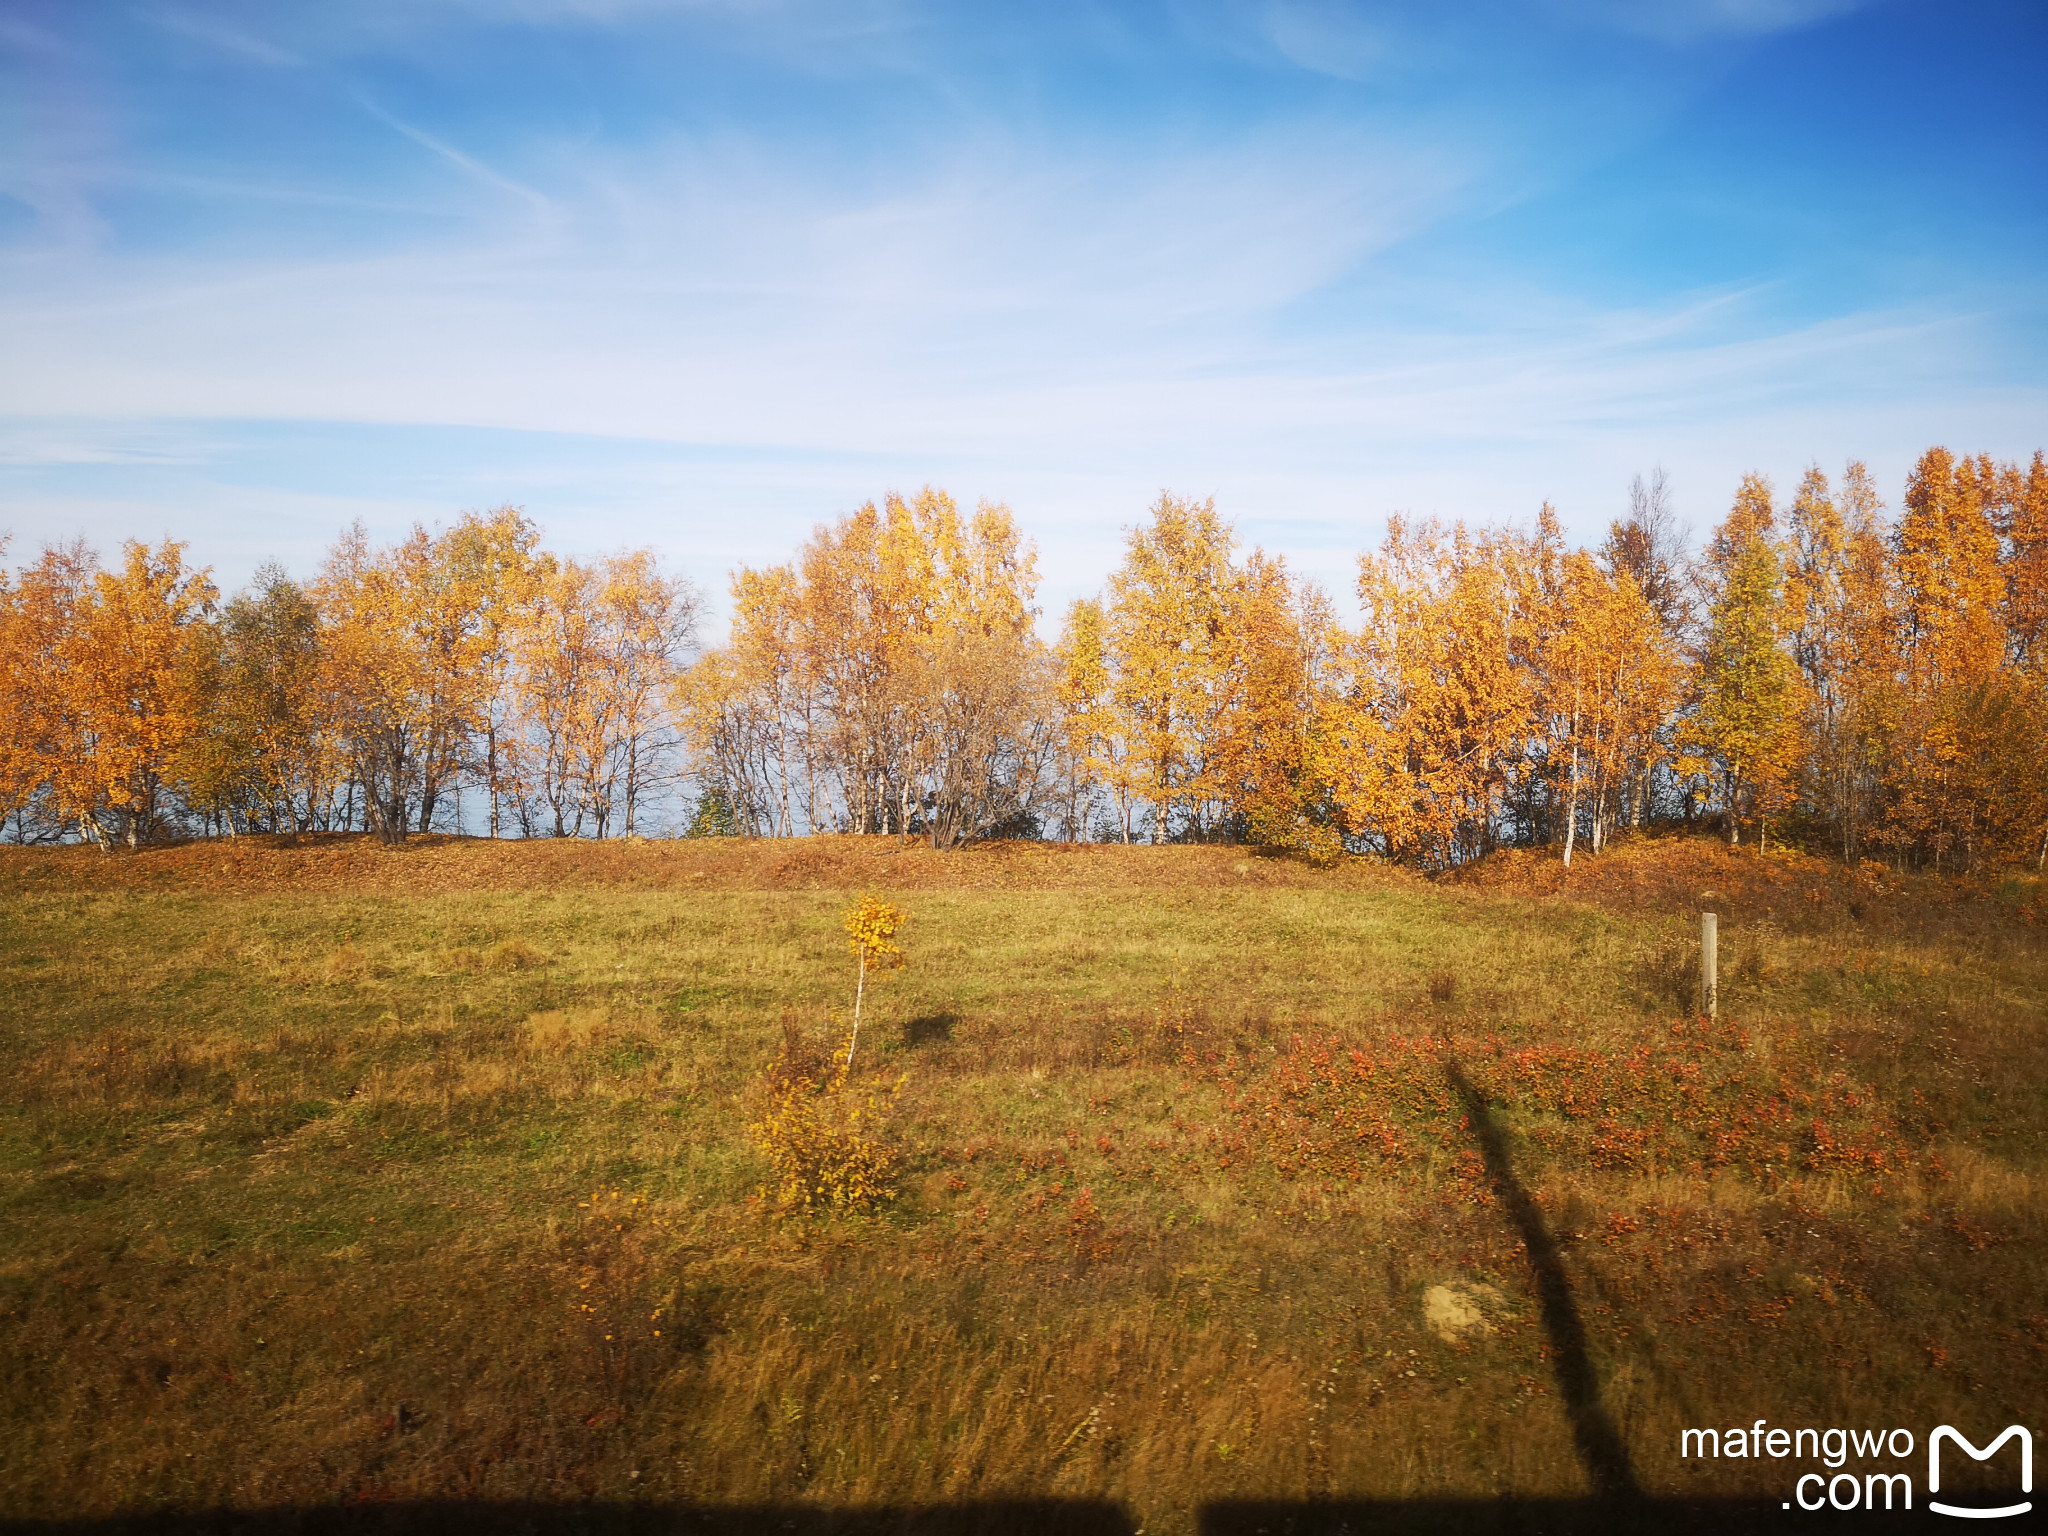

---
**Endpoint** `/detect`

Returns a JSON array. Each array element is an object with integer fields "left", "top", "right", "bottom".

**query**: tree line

[
  {"left": 0, "top": 509, "right": 698, "bottom": 847},
  {"left": 5, "top": 446, "right": 2045, "bottom": 869},
  {"left": 683, "top": 451, "right": 2048, "bottom": 871}
]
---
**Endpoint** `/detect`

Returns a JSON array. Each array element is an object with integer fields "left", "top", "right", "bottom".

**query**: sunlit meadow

[{"left": 0, "top": 834, "right": 2041, "bottom": 1530}]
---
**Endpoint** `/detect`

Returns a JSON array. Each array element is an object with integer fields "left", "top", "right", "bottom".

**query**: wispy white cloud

[
  {"left": 353, "top": 97, "right": 558, "bottom": 216},
  {"left": 147, "top": 7, "right": 303, "bottom": 68},
  {"left": 6, "top": 204, "right": 2033, "bottom": 609},
  {"left": 157, "top": 0, "right": 932, "bottom": 83},
  {"left": 0, "top": 15, "right": 115, "bottom": 257},
  {"left": 0, "top": 420, "right": 206, "bottom": 467},
  {"left": 0, "top": 13, "right": 67, "bottom": 57},
  {"left": 118, "top": 170, "right": 472, "bottom": 219},
  {"left": 1, "top": 97, "right": 2030, "bottom": 483},
  {"left": 1256, "top": 2, "right": 1397, "bottom": 82},
  {"left": 3, "top": 0, "right": 2037, "bottom": 618},
  {"left": 1552, "top": 0, "right": 1874, "bottom": 44}
]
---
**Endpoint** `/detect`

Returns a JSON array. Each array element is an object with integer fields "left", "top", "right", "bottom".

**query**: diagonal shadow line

[{"left": 1444, "top": 1058, "right": 1642, "bottom": 1501}]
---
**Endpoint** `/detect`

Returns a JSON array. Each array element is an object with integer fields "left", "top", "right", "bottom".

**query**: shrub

[
  {"left": 684, "top": 784, "right": 741, "bottom": 838},
  {"left": 751, "top": 1033, "right": 904, "bottom": 1217}
]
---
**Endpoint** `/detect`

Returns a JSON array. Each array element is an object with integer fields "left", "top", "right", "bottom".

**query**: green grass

[{"left": 0, "top": 835, "right": 2042, "bottom": 1527}]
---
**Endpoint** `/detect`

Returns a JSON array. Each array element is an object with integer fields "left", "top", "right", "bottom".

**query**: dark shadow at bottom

[
  {"left": 0, "top": 1499, "right": 1904, "bottom": 1536},
  {"left": 0, "top": 1506, "right": 1122, "bottom": 1536},
  {"left": 1204, "top": 1497, "right": 1895, "bottom": 1534}
]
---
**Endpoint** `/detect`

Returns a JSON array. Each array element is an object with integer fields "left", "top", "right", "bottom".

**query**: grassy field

[{"left": 0, "top": 833, "right": 2042, "bottom": 1531}]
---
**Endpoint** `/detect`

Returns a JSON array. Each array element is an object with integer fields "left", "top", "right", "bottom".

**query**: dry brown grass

[
  {"left": 0, "top": 832, "right": 1417, "bottom": 900},
  {"left": 0, "top": 834, "right": 2041, "bottom": 1528}
]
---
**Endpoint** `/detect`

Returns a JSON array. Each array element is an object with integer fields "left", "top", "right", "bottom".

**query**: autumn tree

[
  {"left": 312, "top": 510, "right": 585, "bottom": 844},
  {"left": 4, "top": 540, "right": 227, "bottom": 847},
  {"left": 1602, "top": 468, "right": 1690, "bottom": 635},
  {"left": 1896, "top": 449, "right": 2004, "bottom": 686},
  {"left": 513, "top": 553, "right": 607, "bottom": 838},
  {"left": 1781, "top": 466, "right": 1849, "bottom": 842},
  {"left": 314, "top": 524, "right": 436, "bottom": 843},
  {"left": 1053, "top": 598, "right": 1120, "bottom": 840},
  {"left": 1881, "top": 448, "right": 2040, "bottom": 867},
  {"left": 507, "top": 549, "right": 696, "bottom": 838},
  {"left": 1687, "top": 476, "right": 1801, "bottom": 847},
  {"left": 796, "top": 495, "right": 924, "bottom": 834},
  {"left": 1528, "top": 509, "right": 1595, "bottom": 865},
  {"left": 29, "top": 542, "right": 218, "bottom": 848},
  {"left": 1084, "top": 495, "right": 1334, "bottom": 850},
  {"left": 597, "top": 551, "right": 700, "bottom": 836},
  {"left": 1998, "top": 452, "right": 2048, "bottom": 865},
  {"left": 1780, "top": 462, "right": 1912, "bottom": 858},
  {"left": 902, "top": 500, "right": 1053, "bottom": 847},
  {"left": 2000, "top": 451, "right": 2048, "bottom": 671},
  {"left": 1208, "top": 551, "right": 1337, "bottom": 858},
  {"left": 442, "top": 508, "right": 542, "bottom": 838},
  {"left": 1323, "top": 518, "right": 1535, "bottom": 866},
  {"left": 699, "top": 563, "right": 815, "bottom": 837},
  {"left": 678, "top": 488, "right": 1049, "bottom": 845},
  {"left": 1101, "top": 494, "right": 1237, "bottom": 841},
  {"left": 404, "top": 509, "right": 552, "bottom": 835},
  {"left": 1540, "top": 533, "right": 1680, "bottom": 866},
  {"left": 0, "top": 543, "right": 65, "bottom": 842},
  {"left": 1597, "top": 470, "right": 1691, "bottom": 831},
  {"left": 193, "top": 564, "right": 333, "bottom": 834},
  {"left": 674, "top": 647, "right": 778, "bottom": 837}
]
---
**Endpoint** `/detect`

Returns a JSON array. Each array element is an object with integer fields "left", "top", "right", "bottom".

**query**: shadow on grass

[
  {"left": 902, "top": 1012, "right": 959, "bottom": 1046},
  {"left": 0, "top": 1499, "right": 1884, "bottom": 1535},
  {"left": 1442, "top": 1058, "right": 1640, "bottom": 1504}
]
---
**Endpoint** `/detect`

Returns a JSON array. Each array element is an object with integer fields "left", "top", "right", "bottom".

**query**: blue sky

[{"left": 3, "top": 0, "right": 2044, "bottom": 630}]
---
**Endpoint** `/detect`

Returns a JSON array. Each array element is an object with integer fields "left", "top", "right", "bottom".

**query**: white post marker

[{"left": 1701, "top": 912, "right": 1718, "bottom": 1020}]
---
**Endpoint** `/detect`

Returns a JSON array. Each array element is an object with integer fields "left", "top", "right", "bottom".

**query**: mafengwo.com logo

[
  {"left": 1929, "top": 1426, "right": 2033, "bottom": 1520},
  {"left": 1679, "top": 1421, "right": 2033, "bottom": 1516}
]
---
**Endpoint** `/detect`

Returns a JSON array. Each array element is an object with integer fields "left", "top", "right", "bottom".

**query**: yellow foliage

[
  {"left": 4, "top": 539, "right": 219, "bottom": 849},
  {"left": 843, "top": 892, "right": 906, "bottom": 970},
  {"left": 674, "top": 488, "right": 1044, "bottom": 844},
  {"left": 839, "top": 893, "right": 907, "bottom": 1073},
  {"left": 12, "top": 452, "right": 2048, "bottom": 871},
  {"left": 750, "top": 1039, "right": 904, "bottom": 1217}
]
